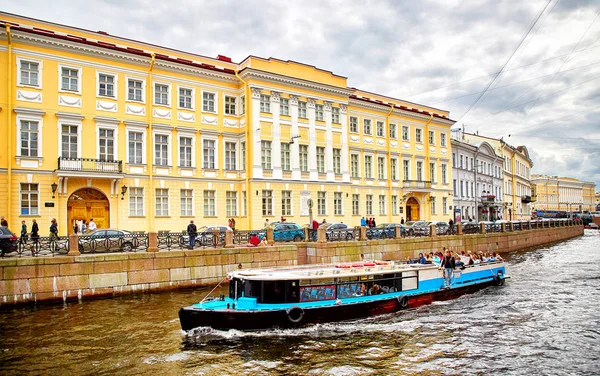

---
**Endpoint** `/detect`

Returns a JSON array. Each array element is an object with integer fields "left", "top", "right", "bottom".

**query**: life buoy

[
  {"left": 397, "top": 295, "right": 409, "bottom": 309},
  {"left": 375, "top": 261, "right": 389, "bottom": 265},
  {"left": 364, "top": 262, "right": 376, "bottom": 267},
  {"left": 352, "top": 263, "right": 364, "bottom": 267},
  {"left": 287, "top": 306, "right": 305, "bottom": 324}
]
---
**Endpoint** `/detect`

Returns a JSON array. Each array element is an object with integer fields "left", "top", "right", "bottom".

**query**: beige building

[{"left": 531, "top": 175, "right": 596, "bottom": 213}]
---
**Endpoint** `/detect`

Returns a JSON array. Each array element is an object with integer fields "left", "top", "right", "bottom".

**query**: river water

[{"left": 1, "top": 230, "right": 599, "bottom": 375}]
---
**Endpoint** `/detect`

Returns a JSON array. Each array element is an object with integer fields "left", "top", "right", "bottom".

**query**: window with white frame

[
  {"left": 282, "top": 191, "right": 292, "bottom": 216},
  {"left": 298, "top": 101, "right": 307, "bottom": 118},
  {"left": 332, "top": 107, "right": 340, "bottom": 123},
  {"left": 155, "top": 188, "right": 169, "bottom": 216},
  {"left": 179, "top": 137, "right": 193, "bottom": 167},
  {"left": 154, "top": 84, "right": 169, "bottom": 105},
  {"left": 99, "top": 129, "right": 115, "bottom": 161},
  {"left": 318, "top": 191, "right": 327, "bottom": 216},
  {"left": 155, "top": 134, "right": 169, "bottom": 166},
  {"left": 262, "top": 190, "right": 273, "bottom": 216},
  {"left": 440, "top": 133, "right": 447, "bottom": 147},
  {"left": 351, "top": 154, "right": 359, "bottom": 178},
  {"left": 403, "top": 160, "right": 410, "bottom": 180},
  {"left": 415, "top": 128, "right": 422, "bottom": 143},
  {"left": 392, "top": 195, "right": 398, "bottom": 215},
  {"left": 241, "top": 95, "right": 246, "bottom": 115},
  {"left": 20, "top": 61, "right": 40, "bottom": 87},
  {"left": 179, "top": 87, "right": 193, "bottom": 109},
  {"left": 429, "top": 130, "right": 435, "bottom": 144},
  {"left": 224, "top": 96, "right": 237, "bottom": 115},
  {"left": 281, "top": 143, "right": 291, "bottom": 171},
  {"left": 350, "top": 117, "right": 358, "bottom": 133},
  {"left": 443, "top": 197, "right": 448, "bottom": 215},
  {"left": 417, "top": 161, "right": 423, "bottom": 181},
  {"left": 333, "top": 148, "right": 341, "bottom": 174},
  {"left": 20, "top": 120, "right": 39, "bottom": 157},
  {"left": 366, "top": 194, "right": 373, "bottom": 215},
  {"left": 363, "top": 119, "right": 372, "bottom": 135},
  {"left": 315, "top": 104, "right": 324, "bottom": 121},
  {"left": 402, "top": 125, "right": 409, "bottom": 141},
  {"left": 204, "top": 190, "right": 216, "bottom": 216},
  {"left": 203, "top": 92, "right": 216, "bottom": 112},
  {"left": 225, "top": 142, "right": 237, "bottom": 170},
  {"left": 181, "top": 189, "right": 193, "bottom": 216},
  {"left": 334, "top": 192, "right": 342, "bottom": 215},
  {"left": 452, "top": 153, "right": 456, "bottom": 167},
  {"left": 128, "top": 131, "right": 144, "bottom": 164},
  {"left": 61, "top": 67, "right": 79, "bottom": 92},
  {"left": 127, "top": 78, "right": 143, "bottom": 102},
  {"left": 364, "top": 155, "right": 373, "bottom": 179},
  {"left": 226, "top": 191, "right": 238, "bottom": 217},
  {"left": 316, "top": 147, "right": 325, "bottom": 173},
  {"left": 20, "top": 183, "right": 39, "bottom": 215},
  {"left": 379, "top": 195, "right": 386, "bottom": 215},
  {"left": 378, "top": 157, "right": 385, "bottom": 180},
  {"left": 299, "top": 145, "right": 308, "bottom": 172},
  {"left": 430, "top": 162, "right": 436, "bottom": 183},
  {"left": 261, "top": 141, "right": 272, "bottom": 169},
  {"left": 203, "top": 139, "right": 216, "bottom": 169},
  {"left": 242, "top": 191, "right": 247, "bottom": 216},
  {"left": 389, "top": 124, "right": 397, "bottom": 139},
  {"left": 352, "top": 194, "right": 360, "bottom": 215},
  {"left": 391, "top": 158, "right": 397, "bottom": 180},
  {"left": 61, "top": 124, "right": 78, "bottom": 158},
  {"left": 129, "top": 187, "right": 144, "bottom": 216},
  {"left": 377, "top": 121, "right": 385, "bottom": 137},
  {"left": 431, "top": 197, "right": 436, "bottom": 215},
  {"left": 260, "top": 94, "right": 271, "bottom": 113},
  {"left": 280, "top": 98, "right": 289, "bottom": 116},
  {"left": 241, "top": 141, "right": 246, "bottom": 170},
  {"left": 98, "top": 73, "right": 115, "bottom": 97},
  {"left": 453, "top": 180, "right": 457, "bottom": 196}
]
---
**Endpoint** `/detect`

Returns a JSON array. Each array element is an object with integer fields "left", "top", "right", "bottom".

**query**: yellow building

[
  {"left": 0, "top": 13, "right": 455, "bottom": 235},
  {"left": 531, "top": 175, "right": 596, "bottom": 213}
]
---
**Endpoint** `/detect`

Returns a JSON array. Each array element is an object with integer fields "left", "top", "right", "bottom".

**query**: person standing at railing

[
  {"left": 187, "top": 220, "right": 197, "bottom": 250},
  {"left": 360, "top": 217, "right": 366, "bottom": 227},
  {"left": 30, "top": 219, "right": 39, "bottom": 242},
  {"left": 448, "top": 218, "right": 454, "bottom": 234},
  {"left": 49, "top": 219, "right": 58, "bottom": 241},
  {"left": 20, "top": 220, "right": 27, "bottom": 245}
]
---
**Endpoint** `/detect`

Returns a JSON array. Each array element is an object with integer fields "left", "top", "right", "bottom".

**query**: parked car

[
  {"left": 367, "top": 223, "right": 402, "bottom": 239},
  {"left": 181, "top": 225, "right": 232, "bottom": 247},
  {"left": 78, "top": 229, "right": 137, "bottom": 252},
  {"left": 0, "top": 227, "right": 18, "bottom": 256},
  {"left": 434, "top": 221, "right": 450, "bottom": 235},
  {"left": 407, "top": 221, "right": 431, "bottom": 236},
  {"left": 259, "top": 223, "right": 304, "bottom": 242},
  {"left": 325, "top": 223, "right": 355, "bottom": 241}
]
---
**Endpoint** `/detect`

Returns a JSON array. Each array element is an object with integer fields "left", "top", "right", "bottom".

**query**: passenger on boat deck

[
  {"left": 494, "top": 252, "right": 504, "bottom": 261},
  {"left": 454, "top": 252, "right": 465, "bottom": 268},
  {"left": 440, "top": 249, "right": 456, "bottom": 288},
  {"left": 418, "top": 253, "right": 427, "bottom": 264},
  {"left": 371, "top": 284, "right": 381, "bottom": 295},
  {"left": 248, "top": 233, "right": 261, "bottom": 247},
  {"left": 432, "top": 252, "right": 442, "bottom": 266},
  {"left": 360, "top": 283, "right": 367, "bottom": 295}
]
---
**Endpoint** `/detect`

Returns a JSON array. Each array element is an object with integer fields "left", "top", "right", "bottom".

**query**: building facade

[
  {"left": 450, "top": 138, "right": 503, "bottom": 222},
  {"left": 0, "top": 13, "right": 455, "bottom": 235},
  {"left": 531, "top": 175, "right": 596, "bottom": 213}
]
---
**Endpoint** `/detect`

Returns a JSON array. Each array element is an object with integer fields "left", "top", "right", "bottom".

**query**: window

[
  {"left": 430, "top": 162, "right": 436, "bottom": 183},
  {"left": 298, "top": 101, "right": 307, "bottom": 118},
  {"left": 392, "top": 195, "right": 398, "bottom": 215},
  {"left": 453, "top": 180, "right": 457, "bottom": 196},
  {"left": 155, "top": 134, "right": 169, "bottom": 166},
  {"left": 429, "top": 130, "right": 435, "bottom": 144},
  {"left": 225, "top": 142, "right": 237, "bottom": 170},
  {"left": 226, "top": 191, "right": 238, "bottom": 217},
  {"left": 316, "top": 147, "right": 325, "bottom": 173},
  {"left": 443, "top": 197, "right": 448, "bottom": 215},
  {"left": 262, "top": 190, "right": 273, "bottom": 216},
  {"left": 352, "top": 194, "right": 360, "bottom": 215},
  {"left": 204, "top": 190, "right": 216, "bottom": 216},
  {"left": 224, "top": 96, "right": 237, "bottom": 115},
  {"left": 379, "top": 195, "right": 386, "bottom": 215},
  {"left": 351, "top": 154, "right": 359, "bottom": 178},
  {"left": 333, "top": 148, "right": 341, "bottom": 174},
  {"left": 403, "top": 160, "right": 410, "bottom": 180},
  {"left": 440, "top": 133, "right": 447, "bottom": 147},
  {"left": 318, "top": 191, "right": 327, "bottom": 216},
  {"left": 378, "top": 157, "right": 385, "bottom": 180},
  {"left": 366, "top": 194, "right": 373, "bottom": 215},
  {"left": 99, "top": 129, "right": 114, "bottom": 161},
  {"left": 260, "top": 94, "right": 271, "bottom": 113},
  {"left": 280, "top": 98, "right": 289, "bottom": 116},
  {"left": 202, "top": 92, "right": 216, "bottom": 112},
  {"left": 334, "top": 192, "right": 342, "bottom": 215},
  {"left": 299, "top": 145, "right": 308, "bottom": 172},
  {"left": 179, "top": 87, "right": 193, "bottom": 109},
  {"left": 155, "top": 84, "right": 169, "bottom": 105},
  {"left": 452, "top": 153, "right": 456, "bottom": 167},
  {"left": 181, "top": 189, "right": 193, "bottom": 216},
  {"left": 430, "top": 197, "right": 436, "bottom": 215},
  {"left": 156, "top": 188, "right": 169, "bottom": 216},
  {"left": 364, "top": 155, "right": 373, "bottom": 179},
  {"left": 315, "top": 104, "right": 324, "bottom": 121},
  {"left": 389, "top": 124, "right": 397, "bottom": 139},
  {"left": 61, "top": 68, "right": 79, "bottom": 92},
  {"left": 98, "top": 74, "right": 115, "bottom": 97},
  {"left": 179, "top": 137, "right": 192, "bottom": 167},
  {"left": 203, "top": 139, "right": 216, "bottom": 169},
  {"left": 261, "top": 141, "right": 272, "bottom": 169},
  {"left": 363, "top": 119, "right": 372, "bottom": 135},
  {"left": 129, "top": 187, "right": 144, "bottom": 216},
  {"left": 61, "top": 124, "right": 78, "bottom": 158},
  {"left": 281, "top": 143, "right": 291, "bottom": 171},
  {"left": 241, "top": 142, "right": 246, "bottom": 170},
  {"left": 20, "top": 183, "right": 39, "bottom": 215},
  {"left": 241, "top": 95, "right": 246, "bottom": 115},
  {"left": 332, "top": 107, "right": 340, "bottom": 123},
  {"left": 417, "top": 161, "right": 423, "bottom": 181},
  {"left": 282, "top": 191, "right": 292, "bottom": 216},
  {"left": 415, "top": 129, "right": 422, "bottom": 143},
  {"left": 377, "top": 121, "right": 385, "bottom": 137},
  {"left": 460, "top": 155, "right": 464, "bottom": 169},
  {"left": 442, "top": 164, "right": 448, "bottom": 184},
  {"left": 127, "top": 79, "right": 143, "bottom": 102},
  {"left": 350, "top": 117, "right": 358, "bottom": 133},
  {"left": 402, "top": 125, "right": 409, "bottom": 141},
  {"left": 20, "top": 61, "right": 39, "bottom": 87},
  {"left": 128, "top": 132, "right": 143, "bottom": 164},
  {"left": 391, "top": 158, "right": 397, "bottom": 180}
]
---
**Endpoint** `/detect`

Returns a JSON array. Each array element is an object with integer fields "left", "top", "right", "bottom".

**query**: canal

[{"left": 1, "top": 230, "right": 599, "bottom": 375}]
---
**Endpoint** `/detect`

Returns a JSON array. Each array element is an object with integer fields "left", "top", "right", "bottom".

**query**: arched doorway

[
  {"left": 406, "top": 197, "right": 420, "bottom": 221},
  {"left": 67, "top": 188, "right": 110, "bottom": 232}
]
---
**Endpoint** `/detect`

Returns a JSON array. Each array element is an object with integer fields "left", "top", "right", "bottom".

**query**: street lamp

[
  {"left": 51, "top": 182, "right": 58, "bottom": 199},
  {"left": 121, "top": 185, "right": 128, "bottom": 200}
]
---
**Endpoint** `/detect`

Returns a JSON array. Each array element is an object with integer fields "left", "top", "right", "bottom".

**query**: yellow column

[
  {"left": 147, "top": 54, "right": 155, "bottom": 232},
  {"left": 6, "top": 25, "right": 13, "bottom": 224}
]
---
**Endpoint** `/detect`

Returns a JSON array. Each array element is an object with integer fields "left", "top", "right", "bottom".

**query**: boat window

[
  {"left": 244, "top": 280, "right": 262, "bottom": 300},
  {"left": 229, "top": 278, "right": 243, "bottom": 299},
  {"left": 300, "top": 278, "right": 335, "bottom": 286},
  {"left": 299, "top": 284, "right": 336, "bottom": 302},
  {"left": 285, "top": 281, "right": 299, "bottom": 303},
  {"left": 262, "top": 280, "right": 286, "bottom": 303}
]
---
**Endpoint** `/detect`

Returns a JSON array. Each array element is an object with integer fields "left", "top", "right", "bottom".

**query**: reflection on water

[{"left": 1, "top": 230, "right": 599, "bottom": 375}]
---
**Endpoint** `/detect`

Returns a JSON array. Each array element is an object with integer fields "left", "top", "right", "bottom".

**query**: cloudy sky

[{"left": 3, "top": 0, "right": 600, "bottom": 189}]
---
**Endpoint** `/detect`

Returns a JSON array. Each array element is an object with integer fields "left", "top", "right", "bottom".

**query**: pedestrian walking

[
  {"left": 31, "top": 219, "right": 39, "bottom": 241},
  {"left": 448, "top": 218, "right": 454, "bottom": 234},
  {"left": 187, "top": 220, "right": 197, "bottom": 249},
  {"left": 360, "top": 217, "right": 366, "bottom": 227},
  {"left": 73, "top": 222, "right": 79, "bottom": 234},
  {"left": 20, "top": 220, "right": 28, "bottom": 245},
  {"left": 0, "top": 216, "right": 7, "bottom": 227},
  {"left": 401, "top": 217, "right": 405, "bottom": 225},
  {"left": 49, "top": 219, "right": 58, "bottom": 240},
  {"left": 88, "top": 219, "right": 97, "bottom": 232},
  {"left": 264, "top": 219, "right": 269, "bottom": 228},
  {"left": 81, "top": 220, "right": 87, "bottom": 234}
]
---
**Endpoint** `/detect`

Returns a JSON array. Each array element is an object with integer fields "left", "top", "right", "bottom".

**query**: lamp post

[
  {"left": 51, "top": 182, "right": 58, "bottom": 199},
  {"left": 121, "top": 185, "right": 128, "bottom": 200}
]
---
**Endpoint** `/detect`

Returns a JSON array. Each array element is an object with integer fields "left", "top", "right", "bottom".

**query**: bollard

[
  {"left": 395, "top": 225, "right": 402, "bottom": 239},
  {"left": 68, "top": 233, "right": 80, "bottom": 256},
  {"left": 147, "top": 231, "right": 158, "bottom": 252},
  {"left": 456, "top": 222, "right": 463, "bottom": 235},
  {"left": 225, "top": 230, "right": 234, "bottom": 248},
  {"left": 303, "top": 227, "right": 310, "bottom": 242},
  {"left": 317, "top": 226, "right": 327, "bottom": 243},
  {"left": 266, "top": 226, "right": 275, "bottom": 245},
  {"left": 501, "top": 222, "right": 506, "bottom": 232},
  {"left": 479, "top": 222, "right": 486, "bottom": 234},
  {"left": 429, "top": 224, "right": 437, "bottom": 237},
  {"left": 359, "top": 226, "right": 367, "bottom": 241}
]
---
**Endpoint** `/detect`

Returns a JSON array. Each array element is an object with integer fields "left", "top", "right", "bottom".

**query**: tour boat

[{"left": 179, "top": 260, "right": 508, "bottom": 331}]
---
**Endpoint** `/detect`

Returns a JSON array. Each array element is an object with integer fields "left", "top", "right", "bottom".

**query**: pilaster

[
  {"left": 251, "top": 87, "right": 263, "bottom": 179},
  {"left": 290, "top": 95, "right": 301, "bottom": 180},
  {"left": 307, "top": 98, "right": 318, "bottom": 181},
  {"left": 271, "top": 91, "right": 282, "bottom": 179}
]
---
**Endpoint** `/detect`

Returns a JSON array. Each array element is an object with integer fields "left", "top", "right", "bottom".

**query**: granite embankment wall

[{"left": 0, "top": 224, "right": 583, "bottom": 306}]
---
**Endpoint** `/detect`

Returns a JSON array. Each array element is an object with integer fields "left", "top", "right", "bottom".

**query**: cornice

[
  {"left": 13, "top": 107, "right": 46, "bottom": 116},
  {"left": 56, "top": 111, "right": 84, "bottom": 121},
  {"left": 349, "top": 98, "right": 455, "bottom": 127}
]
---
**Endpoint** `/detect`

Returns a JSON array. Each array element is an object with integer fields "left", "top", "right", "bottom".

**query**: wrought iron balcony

[
  {"left": 481, "top": 194, "right": 496, "bottom": 202},
  {"left": 403, "top": 180, "right": 432, "bottom": 189},
  {"left": 521, "top": 195, "right": 532, "bottom": 203},
  {"left": 58, "top": 157, "right": 123, "bottom": 173}
]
